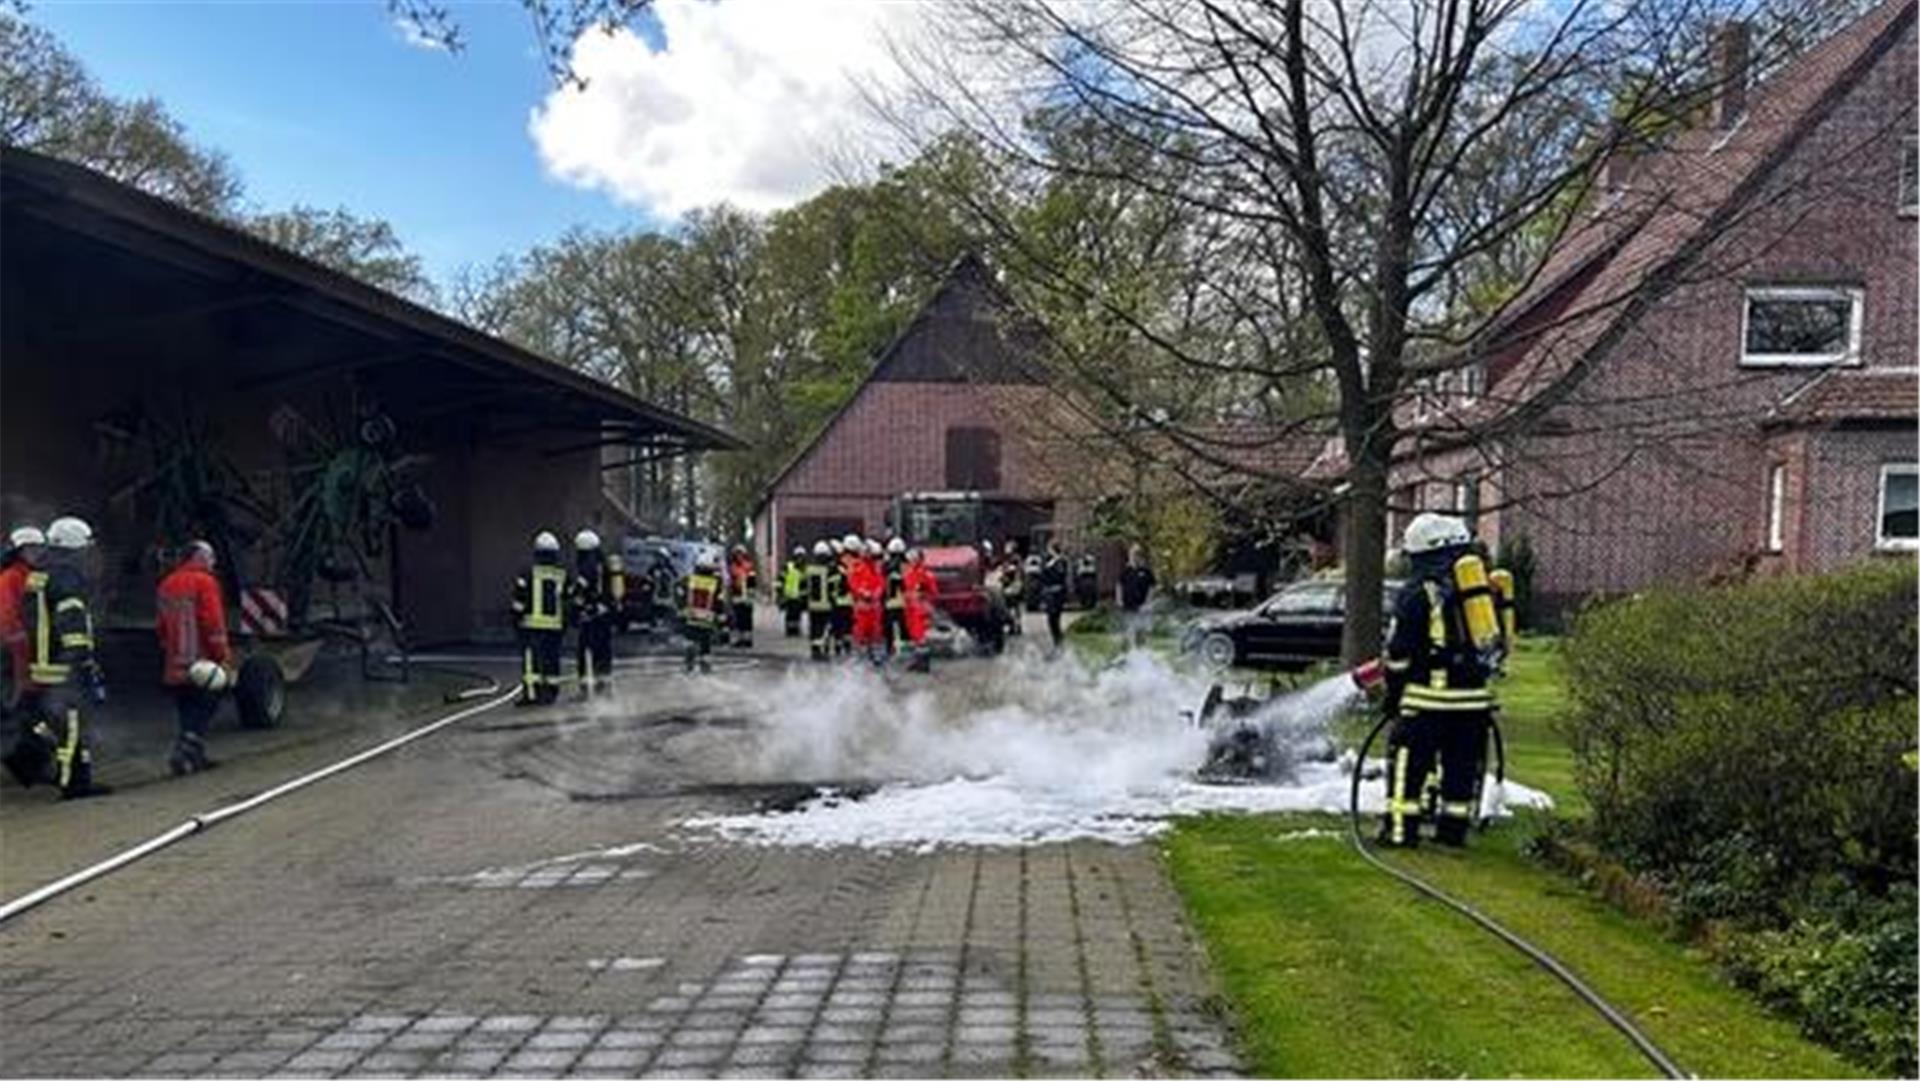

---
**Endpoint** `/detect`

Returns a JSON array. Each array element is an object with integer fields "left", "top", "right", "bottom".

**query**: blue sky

[{"left": 29, "top": 2, "right": 667, "bottom": 287}]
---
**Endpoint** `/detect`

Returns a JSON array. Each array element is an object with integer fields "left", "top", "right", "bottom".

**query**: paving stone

[
  {"left": 954, "top": 1024, "right": 1017, "bottom": 1044},
  {"left": 1029, "top": 1007, "right": 1087, "bottom": 1026},
  {"left": 596, "top": 1029, "right": 666, "bottom": 1049},
  {"left": 950, "top": 1041, "right": 1017, "bottom": 1065},
  {"left": 801, "top": 1042, "right": 870, "bottom": 1064},
  {"left": 760, "top": 992, "right": 821, "bottom": 1011},
  {"left": 146, "top": 1051, "right": 221, "bottom": 1071},
  {"left": 578, "top": 1048, "right": 652, "bottom": 1069},
  {"left": 879, "top": 1022, "right": 945, "bottom": 1045},
  {"left": 874, "top": 1041, "right": 944, "bottom": 1064},
  {"left": 809, "top": 1023, "right": 876, "bottom": 1043},
  {"left": 358, "top": 1049, "right": 432, "bottom": 1071},
  {"left": 545, "top": 1014, "right": 610, "bottom": 1031},
  {"left": 957, "top": 1006, "right": 1017, "bottom": 1026},
  {"left": 348, "top": 1015, "right": 414, "bottom": 1033},
  {"left": 652, "top": 1044, "right": 728, "bottom": 1068},
  {"left": 412, "top": 1015, "right": 478, "bottom": 1033},
  {"left": 389, "top": 1031, "right": 460, "bottom": 1050},
  {"left": 795, "top": 1063, "right": 861, "bottom": 1079},
  {"left": 961, "top": 990, "right": 1017, "bottom": 1007},
  {"left": 725, "top": 1043, "right": 801, "bottom": 1066},
  {"left": 819, "top": 1005, "right": 882, "bottom": 1024},
  {"left": 644, "top": 997, "right": 693, "bottom": 1012},
  {"left": 287, "top": 1049, "right": 362, "bottom": 1071},
  {"left": 443, "top": 1049, "right": 508, "bottom": 1071},
  {"left": 666, "top": 1027, "right": 736, "bottom": 1047},
  {"left": 216, "top": 1050, "right": 297, "bottom": 1070},
  {"left": 883, "top": 1006, "right": 949, "bottom": 1025},
  {"left": 638, "top": 1070, "right": 712, "bottom": 1080},
  {"left": 737, "top": 1026, "right": 808, "bottom": 1046},
  {"left": 315, "top": 1031, "right": 389, "bottom": 1051},
  {"left": 478, "top": 1015, "right": 544, "bottom": 1033},
  {"left": 679, "top": 1008, "right": 748, "bottom": 1030},
  {"left": 752, "top": 1008, "right": 816, "bottom": 1026},
  {"left": 824, "top": 990, "right": 885, "bottom": 1006},
  {"left": 524, "top": 1031, "right": 594, "bottom": 1050}
]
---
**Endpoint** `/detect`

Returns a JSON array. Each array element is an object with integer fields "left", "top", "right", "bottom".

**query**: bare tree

[{"left": 890, "top": 0, "right": 1878, "bottom": 662}]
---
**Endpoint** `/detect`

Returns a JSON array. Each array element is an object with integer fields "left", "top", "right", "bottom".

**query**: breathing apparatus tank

[
  {"left": 1451, "top": 551, "right": 1504, "bottom": 673},
  {"left": 1488, "top": 567, "right": 1517, "bottom": 646}
]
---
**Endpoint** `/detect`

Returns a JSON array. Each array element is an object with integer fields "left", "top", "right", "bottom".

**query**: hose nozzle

[{"left": 1350, "top": 658, "right": 1386, "bottom": 696}]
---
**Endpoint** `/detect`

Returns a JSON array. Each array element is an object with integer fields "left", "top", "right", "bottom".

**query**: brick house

[
  {"left": 751, "top": 255, "right": 1113, "bottom": 573},
  {"left": 1393, "top": 2, "right": 1918, "bottom": 616}
]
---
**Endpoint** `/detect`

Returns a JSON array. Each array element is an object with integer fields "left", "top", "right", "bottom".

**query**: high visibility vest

[
  {"left": 1399, "top": 581, "right": 1495, "bottom": 714},
  {"left": 519, "top": 565, "right": 567, "bottom": 632},
  {"left": 831, "top": 563, "right": 852, "bottom": 607},
  {"left": 25, "top": 571, "right": 91, "bottom": 686},
  {"left": 885, "top": 563, "right": 906, "bottom": 610},
  {"left": 685, "top": 572, "right": 721, "bottom": 626},
  {"left": 804, "top": 564, "right": 830, "bottom": 611},
  {"left": 782, "top": 562, "right": 803, "bottom": 601}
]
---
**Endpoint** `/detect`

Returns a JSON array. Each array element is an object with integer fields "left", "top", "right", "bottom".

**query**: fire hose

[
  {"left": 1347, "top": 711, "right": 1689, "bottom": 1080},
  {"left": 0, "top": 687, "right": 519, "bottom": 927}
]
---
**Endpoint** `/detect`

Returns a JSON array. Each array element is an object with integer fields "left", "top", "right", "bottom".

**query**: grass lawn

[{"left": 1161, "top": 636, "right": 1863, "bottom": 1078}]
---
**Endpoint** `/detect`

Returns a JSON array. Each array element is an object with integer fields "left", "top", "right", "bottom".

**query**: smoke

[{"left": 702, "top": 649, "right": 1218, "bottom": 792}]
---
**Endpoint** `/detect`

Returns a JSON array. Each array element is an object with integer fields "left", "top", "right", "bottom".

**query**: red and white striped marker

[{"left": 239, "top": 587, "right": 288, "bottom": 637}]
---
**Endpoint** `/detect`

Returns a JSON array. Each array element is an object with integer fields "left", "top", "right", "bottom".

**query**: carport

[{"left": 1, "top": 147, "right": 741, "bottom": 643}]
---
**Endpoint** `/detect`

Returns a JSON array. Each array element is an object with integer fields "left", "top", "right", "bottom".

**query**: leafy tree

[
  {"left": 0, "top": 12, "right": 241, "bottom": 213},
  {"left": 247, "top": 205, "right": 437, "bottom": 305}
]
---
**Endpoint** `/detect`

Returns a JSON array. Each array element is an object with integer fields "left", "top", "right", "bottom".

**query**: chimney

[{"left": 1714, "top": 21, "right": 1751, "bottom": 129}]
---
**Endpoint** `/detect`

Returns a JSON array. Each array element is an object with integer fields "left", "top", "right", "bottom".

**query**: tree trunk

[{"left": 1340, "top": 448, "right": 1390, "bottom": 668}]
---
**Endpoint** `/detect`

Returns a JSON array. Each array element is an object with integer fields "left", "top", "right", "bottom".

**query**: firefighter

[
  {"left": 1378, "top": 513, "right": 1500, "bottom": 849},
  {"left": 902, "top": 547, "right": 939, "bottom": 673},
  {"left": 805, "top": 540, "right": 834, "bottom": 661},
  {"left": 1000, "top": 541, "right": 1025, "bottom": 636},
  {"left": 3, "top": 516, "right": 111, "bottom": 799},
  {"left": 882, "top": 537, "right": 908, "bottom": 657},
  {"left": 681, "top": 554, "right": 724, "bottom": 673},
  {"left": 569, "top": 530, "right": 615, "bottom": 697},
  {"left": 511, "top": 532, "right": 569, "bottom": 705},
  {"left": 157, "top": 540, "right": 233, "bottom": 775},
  {"left": 1, "top": 525, "right": 44, "bottom": 715},
  {"left": 832, "top": 534, "right": 857, "bottom": 656},
  {"left": 1039, "top": 541, "right": 1070, "bottom": 655},
  {"left": 850, "top": 540, "right": 885, "bottom": 664},
  {"left": 727, "top": 545, "right": 757, "bottom": 650},
  {"left": 781, "top": 546, "right": 805, "bottom": 638}
]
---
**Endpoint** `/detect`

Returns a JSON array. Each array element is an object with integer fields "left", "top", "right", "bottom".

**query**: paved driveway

[{"left": 0, "top": 645, "right": 1240, "bottom": 1079}]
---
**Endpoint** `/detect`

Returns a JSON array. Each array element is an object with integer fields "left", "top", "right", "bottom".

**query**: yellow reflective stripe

[
  {"left": 1440, "top": 801, "right": 1475, "bottom": 819},
  {"left": 1383, "top": 659, "right": 1410, "bottom": 672},
  {"left": 523, "top": 566, "right": 566, "bottom": 630},
  {"left": 1404, "top": 687, "right": 1493, "bottom": 702},
  {"left": 29, "top": 664, "right": 70, "bottom": 683},
  {"left": 1389, "top": 746, "right": 1412, "bottom": 844},
  {"left": 55, "top": 597, "right": 85, "bottom": 613},
  {"left": 58, "top": 634, "right": 92, "bottom": 648},
  {"left": 1425, "top": 582, "right": 1446, "bottom": 648}
]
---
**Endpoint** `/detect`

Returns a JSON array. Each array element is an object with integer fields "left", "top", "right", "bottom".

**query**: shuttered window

[{"left": 945, "top": 427, "right": 1002, "bottom": 490}]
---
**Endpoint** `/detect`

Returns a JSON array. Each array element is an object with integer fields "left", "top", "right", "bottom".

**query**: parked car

[{"left": 1180, "top": 576, "right": 1402, "bottom": 671}]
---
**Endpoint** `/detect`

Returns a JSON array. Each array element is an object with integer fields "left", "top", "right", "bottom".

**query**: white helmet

[
  {"left": 574, "top": 529, "right": 601, "bottom": 552},
  {"left": 829, "top": 539, "right": 844, "bottom": 555},
  {"left": 46, "top": 516, "right": 93, "bottom": 550},
  {"left": 866, "top": 539, "right": 882, "bottom": 556},
  {"left": 812, "top": 540, "right": 831, "bottom": 557},
  {"left": 8, "top": 525, "right": 45, "bottom": 548},
  {"left": 791, "top": 545, "right": 805, "bottom": 557},
  {"left": 533, "top": 531, "right": 561, "bottom": 553},
  {"left": 1402, "top": 512, "right": 1470, "bottom": 555},
  {"left": 886, "top": 537, "right": 906, "bottom": 555},
  {"left": 187, "top": 658, "right": 232, "bottom": 692},
  {"left": 842, "top": 533, "right": 861, "bottom": 550}
]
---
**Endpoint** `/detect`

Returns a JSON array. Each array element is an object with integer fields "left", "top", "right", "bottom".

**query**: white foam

[{"left": 675, "top": 650, "right": 1554, "bottom": 852}]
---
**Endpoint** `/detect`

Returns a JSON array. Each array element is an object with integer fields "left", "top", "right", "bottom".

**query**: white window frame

[
  {"left": 1765, "top": 462, "right": 1786, "bottom": 552},
  {"left": 1876, "top": 463, "right": 1919, "bottom": 551},
  {"left": 1740, "top": 286, "right": 1864, "bottom": 368}
]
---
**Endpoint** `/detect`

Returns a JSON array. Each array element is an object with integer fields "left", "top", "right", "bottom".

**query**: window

[
  {"left": 1901, "top": 136, "right": 1918, "bottom": 217},
  {"left": 1741, "top": 287, "right": 1863, "bottom": 366},
  {"left": 1455, "top": 474, "right": 1481, "bottom": 531},
  {"left": 1265, "top": 582, "right": 1341, "bottom": 616},
  {"left": 1877, "top": 464, "right": 1918, "bottom": 550},
  {"left": 1765, "top": 463, "right": 1786, "bottom": 552},
  {"left": 944, "top": 427, "right": 1002, "bottom": 490}
]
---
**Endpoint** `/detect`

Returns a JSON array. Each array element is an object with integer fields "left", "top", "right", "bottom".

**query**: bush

[{"left": 1559, "top": 560, "right": 1918, "bottom": 1071}]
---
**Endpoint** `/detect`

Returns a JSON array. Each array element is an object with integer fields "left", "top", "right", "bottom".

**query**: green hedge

[{"left": 1559, "top": 560, "right": 1917, "bottom": 1073}]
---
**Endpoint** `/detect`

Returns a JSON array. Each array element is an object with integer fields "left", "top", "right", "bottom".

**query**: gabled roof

[
  {"left": 754, "top": 254, "right": 1046, "bottom": 509},
  {"left": 1418, "top": 0, "right": 1915, "bottom": 447},
  {"left": 1764, "top": 368, "right": 1920, "bottom": 426}
]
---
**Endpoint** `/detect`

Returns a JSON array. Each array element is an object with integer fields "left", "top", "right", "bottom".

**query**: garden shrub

[{"left": 1558, "top": 559, "right": 1918, "bottom": 1073}]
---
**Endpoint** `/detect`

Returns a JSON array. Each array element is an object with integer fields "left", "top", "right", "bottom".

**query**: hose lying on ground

[
  {"left": 1347, "top": 712, "right": 1689, "bottom": 1080},
  {"left": 0, "top": 687, "right": 520, "bottom": 927}
]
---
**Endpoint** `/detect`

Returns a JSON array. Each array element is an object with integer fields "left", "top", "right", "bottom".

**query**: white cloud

[{"left": 529, "top": 0, "right": 930, "bottom": 218}]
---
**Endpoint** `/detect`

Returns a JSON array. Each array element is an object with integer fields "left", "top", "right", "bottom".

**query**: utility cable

[{"left": 1347, "top": 713, "right": 1690, "bottom": 1080}]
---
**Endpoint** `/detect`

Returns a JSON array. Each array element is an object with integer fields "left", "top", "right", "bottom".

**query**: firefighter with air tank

[{"left": 1364, "top": 512, "right": 1517, "bottom": 848}]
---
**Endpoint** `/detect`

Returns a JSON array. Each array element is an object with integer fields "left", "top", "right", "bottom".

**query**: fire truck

[{"left": 886, "top": 491, "right": 1049, "bottom": 654}]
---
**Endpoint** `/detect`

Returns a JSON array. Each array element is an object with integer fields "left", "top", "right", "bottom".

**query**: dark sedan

[{"left": 1180, "top": 576, "right": 1402, "bottom": 671}]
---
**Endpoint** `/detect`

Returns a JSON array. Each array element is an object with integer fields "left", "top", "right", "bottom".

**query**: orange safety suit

[{"left": 156, "top": 559, "right": 232, "bottom": 686}]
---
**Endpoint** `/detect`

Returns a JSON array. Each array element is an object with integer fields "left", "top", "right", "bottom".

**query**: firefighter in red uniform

[
  {"left": 157, "top": 540, "right": 234, "bottom": 775},
  {"left": 850, "top": 539, "right": 885, "bottom": 663},
  {"left": 727, "top": 545, "right": 757, "bottom": 650},
  {"left": 902, "top": 547, "right": 939, "bottom": 672},
  {"left": 1, "top": 525, "right": 45, "bottom": 715}
]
